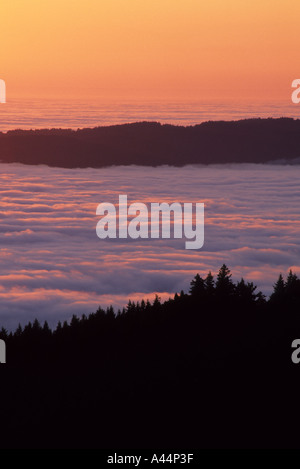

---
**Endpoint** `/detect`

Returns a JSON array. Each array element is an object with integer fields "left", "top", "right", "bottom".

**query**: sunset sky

[
  {"left": 0, "top": 1, "right": 300, "bottom": 329},
  {"left": 2, "top": 0, "right": 299, "bottom": 100}
]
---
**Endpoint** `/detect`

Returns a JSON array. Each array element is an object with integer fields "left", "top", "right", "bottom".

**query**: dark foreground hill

[
  {"left": 0, "top": 265, "right": 300, "bottom": 449},
  {"left": 1, "top": 118, "right": 300, "bottom": 167}
]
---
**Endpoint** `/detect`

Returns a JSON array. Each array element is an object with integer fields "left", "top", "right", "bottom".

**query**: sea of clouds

[{"left": 0, "top": 162, "right": 299, "bottom": 329}]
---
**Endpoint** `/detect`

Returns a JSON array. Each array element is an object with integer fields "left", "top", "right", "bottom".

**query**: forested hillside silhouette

[
  {"left": 1, "top": 118, "right": 300, "bottom": 167},
  {"left": 1, "top": 265, "right": 300, "bottom": 449}
]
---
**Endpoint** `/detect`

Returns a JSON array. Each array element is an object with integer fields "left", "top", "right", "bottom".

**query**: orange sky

[{"left": 1, "top": 0, "right": 299, "bottom": 100}]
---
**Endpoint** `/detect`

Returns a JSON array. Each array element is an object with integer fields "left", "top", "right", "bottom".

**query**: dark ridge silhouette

[
  {"left": 0, "top": 265, "right": 300, "bottom": 449},
  {"left": 1, "top": 118, "right": 300, "bottom": 167}
]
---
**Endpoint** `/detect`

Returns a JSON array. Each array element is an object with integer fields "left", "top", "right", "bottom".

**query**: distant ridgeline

[{"left": 0, "top": 118, "right": 300, "bottom": 167}]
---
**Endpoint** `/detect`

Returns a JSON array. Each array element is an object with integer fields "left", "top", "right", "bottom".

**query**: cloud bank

[{"left": 0, "top": 163, "right": 299, "bottom": 328}]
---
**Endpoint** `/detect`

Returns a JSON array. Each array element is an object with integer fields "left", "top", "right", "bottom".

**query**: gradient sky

[{"left": 2, "top": 0, "right": 299, "bottom": 100}]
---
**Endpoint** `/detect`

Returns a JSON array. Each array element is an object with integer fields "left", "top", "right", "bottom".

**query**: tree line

[
  {"left": 1, "top": 264, "right": 299, "bottom": 345},
  {"left": 0, "top": 264, "right": 299, "bottom": 449}
]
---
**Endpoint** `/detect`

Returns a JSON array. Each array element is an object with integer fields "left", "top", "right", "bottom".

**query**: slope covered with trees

[
  {"left": 1, "top": 118, "right": 300, "bottom": 167},
  {"left": 0, "top": 265, "right": 300, "bottom": 449}
]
